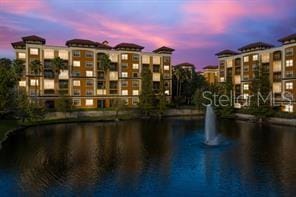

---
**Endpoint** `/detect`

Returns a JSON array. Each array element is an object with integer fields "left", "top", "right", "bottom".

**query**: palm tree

[
  {"left": 98, "top": 53, "right": 111, "bottom": 92},
  {"left": 12, "top": 59, "right": 25, "bottom": 81},
  {"left": 30, "top": 60, "right": 42, "bottom": 103},
  {"left": 174, "top": 68, "right": 182, "bottom": 97},
  {"left": 51, "top": 57, "right": 66, "bottom": 95}
]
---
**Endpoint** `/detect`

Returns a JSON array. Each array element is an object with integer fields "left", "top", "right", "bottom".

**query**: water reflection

[{"left": 0, "top": 118, "right": 295, "bottom": 195}]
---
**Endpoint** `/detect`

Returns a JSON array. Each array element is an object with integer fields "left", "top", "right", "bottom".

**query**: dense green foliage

[{"left": 139, "top": 67, "right": 154, "bottom": 116}]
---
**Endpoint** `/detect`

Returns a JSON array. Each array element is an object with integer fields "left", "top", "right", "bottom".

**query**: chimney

[{"left": 102, "top": 40, "right": 109, "bottom": 45}]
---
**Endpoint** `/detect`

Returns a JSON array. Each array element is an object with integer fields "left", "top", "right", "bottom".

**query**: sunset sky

[{"left": 0, "top": 0, "right": 296, "bottom": 70}]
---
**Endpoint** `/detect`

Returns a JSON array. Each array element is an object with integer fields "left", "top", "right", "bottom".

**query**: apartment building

[
  {"left": 216, "top": 33, "right": 296, "bottom": 113},
  {"left": 201, "top": 65, "right": 218, "bottom": 84},
  {"left": 12, "top": 35, "right": 174, "bottom": 109}
]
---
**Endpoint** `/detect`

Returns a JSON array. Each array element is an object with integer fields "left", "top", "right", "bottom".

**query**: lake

[{"left": 0, "top": 117, "right": 295, "bottom": 196}]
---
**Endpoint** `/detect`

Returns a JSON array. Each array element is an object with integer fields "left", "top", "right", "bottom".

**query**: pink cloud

[
  {"left": 0, "top": 0, "right": 47, "bottom": 14},
  {"left": 181, "top": 1, "right": 276, "bottom": 34}
]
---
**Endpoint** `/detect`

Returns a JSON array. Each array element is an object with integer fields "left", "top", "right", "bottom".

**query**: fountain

[{"left": 204, "top": 105, "right": 220, "bottom": 146}]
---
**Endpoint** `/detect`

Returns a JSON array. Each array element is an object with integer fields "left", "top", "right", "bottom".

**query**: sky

[{"left": 0, "top": 0, "right": 296, "bottom": 70}]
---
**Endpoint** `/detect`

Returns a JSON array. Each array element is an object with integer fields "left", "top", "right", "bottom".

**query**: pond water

[{"left": 0, "top": 118, "right": 295, "bottom": 196}]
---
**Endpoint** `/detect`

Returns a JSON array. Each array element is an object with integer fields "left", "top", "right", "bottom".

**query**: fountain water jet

[{"left": 204, "top": 105, "right": 220, "bottom": 146}]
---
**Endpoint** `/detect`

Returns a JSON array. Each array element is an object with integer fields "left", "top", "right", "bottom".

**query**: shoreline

[{"left": 1, "top": 109, "right": 295, "bottom": 148}]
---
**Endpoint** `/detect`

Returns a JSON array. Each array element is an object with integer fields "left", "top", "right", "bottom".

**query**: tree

[
  {"left": 0, "top": 58, "right": 16, "bottom": 113},
  {"left": 55, "top": 95, "right": 72, "bottom": 116},
  {"left": 249, "top": 64, "right": 272, "bottom": 120},
  {"left": 30, "top": 60, "right": 42, "bottom": 102},
  {"left": 139, "top": 67, "right": 154, "bottom": 116},
  {"left": 99, "top": 53, "right": 111, "bottom": 72},
  {"left": 51, "top": 57, "right": 66, "bottom": 77},
  {"left": 111, "top": 98, "right": 126, "bottom": 121},
  {"left": 16, "top": 91, "right": 46, "bottom": 122},
  {"left": 12, "top": 59, "right": 25, "bottom": 81},
  {"left": 157, "top": 74, "right": 167, "bottom": 117}
]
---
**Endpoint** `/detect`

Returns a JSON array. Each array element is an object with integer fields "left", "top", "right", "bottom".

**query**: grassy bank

[{"left": 0, "top": 120, "right": 20, "bottom": 141}]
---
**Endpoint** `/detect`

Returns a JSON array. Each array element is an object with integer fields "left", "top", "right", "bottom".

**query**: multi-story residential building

[
  {"left": 173, "top": 62, "right": 195, "bottom": 74},
  {"left": 216, "top": 33, "right": 296, "bottom": 113},
  {"left": 201, "top": 65, "right": 218, "bottom": 84},
  {"left": 12, "top": 35, "right": 174, "bottom": 109}
]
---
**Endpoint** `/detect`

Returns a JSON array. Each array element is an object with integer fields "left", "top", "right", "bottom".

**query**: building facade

[
  {"left": 201, "top": 65, "right": 218, "bottom": 84},
  {"left": 12, "top": 35, "right": 174, "bottom": 109},
  {"left": 216, "top": 33, "right": 296, "bottom": 113}
]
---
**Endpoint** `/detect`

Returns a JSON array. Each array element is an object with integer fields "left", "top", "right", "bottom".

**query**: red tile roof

[
  {"left": 11, "top": 41, "right": 25, "bottom": 49},
  {"left": 215, "top": 49, "right": 239, "bottom": 56},
  {"left": 278, "top": 33, "right": 296, "bottom": 43},
  {"left": 65, "top": 39, "right": 97, "bottom": 47},
  {"left": 238, "top": 42, "right": 274, "bottom": 51},
  {"left": 113, "top": 43, "right": 144, "bottom": 51},
  {"left": 203, "top": 65, "right": 218, "bottom": 70},
  {"left": 174, "top": 62, "right": 195, "bottom": 68},
  {"left": 22, "top": 35, "right": 46, "bottom": 44},
  {"left": 153, "top": 46, "right": 175, "bottom": 54}
]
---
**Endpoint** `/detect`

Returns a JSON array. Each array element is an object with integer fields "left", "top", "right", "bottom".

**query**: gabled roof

[
  {"left": 278, "top": 33, "right": 296, "bottom": 44},
  {"left": 153, "top": 46, "right": 175, "bottom": 54},
  {"left": 65, "top": 39, "right": 97, "bottom": 47},
  {"left": 238, "top": 42, "right": 274, "bottom": 52},
  {"left": 22, "top": 35, "right": 46, "bottom": 44},
  {"left": 203, "top": 65, "right": 218, "bottom": 70},
  {"left": 215, "top": 49, "right": 239, "bottom": 57},
  {"left": 113, "top": 43, "right": 144, "bottom": 51},
  {"left": 174, "top": 62, "right": 195, "bottom": 68},
  {"left": 96, "top": 42, "right": 112, "bottom": 50},
  {"left": 11, "top": 41, "right": 26, "bottom": 49}
]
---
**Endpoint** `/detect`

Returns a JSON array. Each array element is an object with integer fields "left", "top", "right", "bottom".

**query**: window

[
  {"left": 73, "top": 80, "right": 80, "bottom": 86},
  {"left": 18, "top": 52, "right": 26, "bottom": 59},
  {"left": 285, "top": 71, "right": 293, "bottom": 78},
  {"left": 163, "top": 56, "right": 170, "bottom": 64},
  {"left": 110, "top": 53, "right": 118, "bottom": 62},
  {"left": 44, "top": 49, "right": 54, "bottom": 59},
  {"left": 44, "top": 79, "right": 54, "bottom": 89},
  {"left": 132, "top": 98, "right": 139, "bottom": 105},
  {"left": 122, "top": 90, "right": 128, "bottom": 95},
  {"left": 261, "top": 53, "right": 269, "bottom": 62},
  {"left": 59, "top": 70, "right": 69, "bottom": 79},
  {"left": 97, "top": 81, "right": 105, "bottom": 89},
  {"left": 110, "top": 63, "right": 117, "bottom": 71},
  {"left": 86, "top": 79, "right": 93, "bottom": 86},
  {"left": 73, "top": 50, "right": 80, "bottom": 57},
  {"left": 243, "top": 94, "right": 249, "bottom": 99},
  {"left": 59, "top": 80, "right": 68, "bottom": 89},
  {"left": 30, "top": 79, "right": 38, "bottom": 86},
  {"left": 284, "top": 104, "right": 293, "bottom": 112},
  {"left": 85, "top": 99, "right": 93, "bottom": 106},
  {"left": 152, "top": 56, "right": 160, "bottom": 64},
  {"left": 133, "top": 72, "right": 139, "bottom": 78},
  {"left": 73, "top": 60, "right": 80, "bottom": 67},
  {"left": 73, "top": 89, "right": 80, "bottom": 96},
  {"left": 243, "top": 56, "right": 249, "bottom": 62},
  {"left": 73, "top": 99, "right": 81, "bottom": 106},
  {"left": 285, "top": 48, "right": 294, "bottom": 56},
  {"left": 220, "top": 77, "right": 225, "bottom": 82},
  {"left": 132, "top": 90, "right": 139, "bottom": 95},
  {"left": 109, "top": 71, "right": 118, "bottom": 80},
  {"left": 59, "top": 50, "right": 68, "bottom": 60},
  {"left": 285, "top": 82, "right": 293, "bottom": 90},
  {"left": 121, "top": 63, "right": 128, "bottom": 69},
  {"left": 85, "top": 62, "right": 93, "bottom": 67},
  {"left": 121, "top": 54, "right": 128, "bottom": 60},
  {"left": 110, "top": 81, "right": 117, "bottom": 89},
  {"left": 30, "top": 48, "right": 39, "bottom": 55},
  {"left": 85, "top": 51, "right": 93, "bottom": 58},
  {"left": 72, "top": 71, "right": 80, "bottom": 77},
  {"left": 132, "top": 63, "right": 139, "bottom": 69},
  {"left": 19, "top": 81, "right": 26, "bottom": 87},
  {"left": 286, "top": 60, "right": 293, "bottom": 67},
  {"left": 86, "top": 71, "right": 93, "bottom": 77},
  {"left": 142, "top": 55, "right": 150, "bottom": 64},
  {"left": 243, "top": 84, "right": 249, "bottom": 90},
  {"left": 132, "top": 80, "right": 139, "bottom": 88},
  {"left": 122, "top": 72, "right": 128, "bottom": 78},
  {"left": 252, "top": 54, "right": 258, "bottom": 61},
  {"left": 86, "top": 89, "right": 93, "bottom": 96},
  {"left": 165, "top": 90, "right": 170, "bottom": 95},
  {"left": 132, "top": 54, "right": 139, "bottom": 61},
  {"left": 164, "top": 65, "right": 170, "bottom": 71},
  {"left": 121, "top": 80, "right": 128, "bottom": 88},
  {"left": 98, "top": 71, "right": 104, "bottom": 79},
  {"left": 153, "top": 65, "right": 160, "bottom": 72}
]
